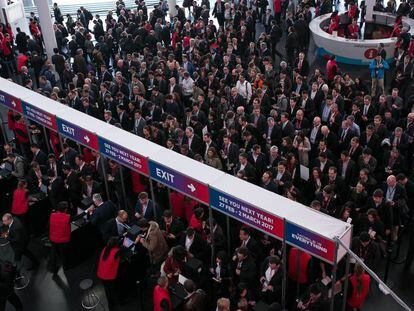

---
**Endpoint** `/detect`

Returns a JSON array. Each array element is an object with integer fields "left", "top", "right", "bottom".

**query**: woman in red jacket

[
  {"left": 153, "top": 276, "right": 172, "bottom": 311},
  {"left": 49, "top": 201, "right": 71, "bottom": 275},
  {"left": 97, "top": 237, "right": 121, "bottom": 308},
  {"left": 11, "top": 180, "right": 35, "bottom": 224},
  {"left": 346, "top": 263, "right": 371, "bottom": 310}
]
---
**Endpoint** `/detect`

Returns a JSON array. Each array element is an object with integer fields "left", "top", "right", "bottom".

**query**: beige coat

[{"left": 140, "top": 221, "right": 169, "bottom": 264}]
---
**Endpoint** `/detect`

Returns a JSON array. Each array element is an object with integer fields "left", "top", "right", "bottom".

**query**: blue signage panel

[
  {"left": 148, "top": 160, "right": 209, "bottom": 204},
  {"left": 98, "top": 136, "right": 149, "bottom": 175},
  {"left": 56, "top": 118, "right": 99, "bottom": 150},
  {"left": 285, "top": 221, "right": 335, "bottom": 264},
  {"left": 209, "top": 188, "right": 284, "bottom": 239}
]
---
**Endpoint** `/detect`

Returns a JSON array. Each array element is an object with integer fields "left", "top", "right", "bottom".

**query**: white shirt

[
  {"left": 235, "top": 80, "right": 252, "bottom": 102},
  {"left": 181, "top": 77, "right": 194, "bottom": 96},
  {"left": 185, "top": 236, "right": 193, "bottom": 251}
]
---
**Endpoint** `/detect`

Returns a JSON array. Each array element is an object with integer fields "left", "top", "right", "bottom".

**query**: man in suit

[
  {"left": 337, "top": 120, "right": 356, "bottom": 152},
  {"left": 360, "top": 125, "right": 381, "bottom": 156},
  {"left": 180, "top": 227, "right": 207, "bottom": 260},
  {"left": 221, "top": 135, "right": 239, "bottom": 174},
  {"left": 2, "top": 213, "right": 39, "bottom": 269},
  {"left": 134, "top": 191, "right": 161, "bottom": 222},
  {"left": 235, "top": 153, "right": 256, "bottom": 184},
  {"left": 62, "top": 164, "right": 82, "bottom": 211},
  {"left": 260, "top": 256, "right": 283, "bottom": 304},
  {"left": 280, "top": 112, "right": 295, "bottom": 138},
  {"left": 182, "top": 126, "right": 202, "bottom": 155},
  {"left": 75, "top": 155, "right": 93, "bottom": 179},
  {"left": 183, "top": 280, "right": 208, "bottom": 311},
  {"left": 232, "top": 246, "right": 256, "bottom": 290},
  {"left": 90, "top": 150, "right": 108, "bottom": 182},
  {"left": 361, "top": 95, "right": 377, "bottom": 127},
  {"left": 86, "top": 193, "right": 117, "bottom": 236},
  {"left": 61, "top": 143, "right": 78, "bottom": 169},
  {"left": 117, "top": 104, "right": 131, "bottom": 131},
  {"left": 273, "top": 161, "right": 292, "bottom": 194},
  {"left": 103, "top": 210, "right": 129, "bottom": 241},
  {"left": 159, "top": 210, "right": 185, "bottom": 248},
  {"left": 82, "top": 175, "right": 101, "bottom": 199},
  {"left": 7, "top": 153, "right": 26, "bottom": 180},
  {"left": 132, "top": 109, "right": 146, "bottom": 137},
  {"left": 30, "top": 143, "right": 47, "bottom": 167},
  {"left": 261, "top": 170, "right": 279, "bottom": 193},
  {"left": 47, "top": 169, "right": 68, "bottom": 209},
  {"left": 264, "top": 117, "right": 282, "bottom": 147},
  {"left": 337, "top": 151, "right": 357, "bottom": 187},
  {"left": 212, "top": 0, "right": 225, "bottom": 27},
  {"left": 237, "top": 227, "right": 261, "bottom": 260},
  {"left": 248, "top": 145, "right": 267, "bottom": 184},
  {"left": 383, "top": 175, "right": 407, "bottom": 240}
]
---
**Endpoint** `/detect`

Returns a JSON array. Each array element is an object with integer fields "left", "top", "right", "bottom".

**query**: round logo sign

[{"left": 364, "top": 48, "right": 378, "bottom": 59}]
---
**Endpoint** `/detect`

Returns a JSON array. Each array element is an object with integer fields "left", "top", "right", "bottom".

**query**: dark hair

[{"left": 102, "top": 237, "right": 119, "bottom": 261}]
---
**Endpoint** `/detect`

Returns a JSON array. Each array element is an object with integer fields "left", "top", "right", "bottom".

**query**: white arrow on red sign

[
  {"left": 187, "top": 183, "right": 196, "bottom": 192},
  {"left": 84, "top": 135, "right": 90, "bottom": 143}
]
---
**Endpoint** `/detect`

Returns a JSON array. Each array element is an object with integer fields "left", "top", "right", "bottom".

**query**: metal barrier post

[
  {"left": 282, "top": 219, "right": 287, "bottom": 310},
  {"left": 149, "top": 179, "right": 157, "bottom": 222},
  {"left": 330, "top": 242, "right": 339, "bottom": 311}
]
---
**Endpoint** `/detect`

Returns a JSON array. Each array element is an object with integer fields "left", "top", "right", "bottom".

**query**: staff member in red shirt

[
  {"left": 49, "top": 201, "right": 71, "bottom": 275},
  {"left": 346, "top": 263, "right": 371, "bottom": 310},
  {"left": 97, "top": 237, "right": 121, "bottom": 308},
  {"left": 11, "top": 180, "right": 31, "bottom": 222},
  {"left": 153, "top": 276, "right": 172, "bottom": 311},
  {"left": 348, "top": 19, "right": 359, "bottom": 39}
]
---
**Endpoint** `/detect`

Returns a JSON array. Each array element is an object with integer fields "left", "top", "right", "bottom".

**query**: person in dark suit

[
  {"left": 47, "top": 169, "right": 68, "bottom": 209},
  {"left": 264, "top": 117, "right": 282, "bottom": 147},
  {"left": 313, "top": 152, "right": 335, "bottom": 177},
  {"left": 261, "top": 170, "right": 279, "bottom": 193},
  {"left": 337, "top": 151, "right": 357, "bottom": 187},
  {"left": 116, "top": 104, "right": 131, "bottom": 131},
  {"left": 134, "top": 191, "right": 161, "bottom": 222},
  {"left": 82, "top": 175, "right": 101, "bottom": 199},
  {"left": 75, "top": 155, "right": 93, "bottom": 179},
  {"left": 236, "top": 227, "right": 261, "bottom": 261},
  {"left": 273, "top": 161, "right": 292, "bottom": 194},
  {"left": 248, "top": 145, "right": 267, "bottom": 184},
  {"left": 62, "top": 164, "right": 82, "bottom": 211},
  {"left": 183, "top": 279, "right": 208, "bottom": 311},
  {"left": 232, "top": 246, "right": 256, "bottom": 290},
  {"left": 260, "top": 256, "right": 283, "bottom": 304},
  {"left": 86, "top": 193, "right": 117, "bottom": 236},
  {"left": 30, "top": 143, "right": 47, "bottom": 168},
  {"left": 361, "top": 95, "right": 377, "bottom": 127},
  {"left": 180, "top": 227, "right": 207, "bottom": 260},
  {"left": 209, "top": 219, "right": 227, "bottom": 252},
  {"left": 360, "top": 125, "right": 381, "bottom": 156},
  {"left": 60, "top": 143, "right": 78, "bottom": 169},
  {"left": 323, "top": 166, "right": 347, "bottom": 204},
  {"left": 220, "top": 135, "right": 240, "bottom": 174},
  {"left": 212, "top": 0, "right": 225, "bottom": 26},
  {"left": 235, "top": 153, "right": 256, "bottom": 184},
  {"left": 182, "top": 127, "right": 203, "bottom": 155},
  {"left": 132, "top": 109, "right": 146, "bottom": 137},
  {"left": 337, "top": 121, "right": 356, "bottom": 153},
  {"left": 348, "top": 137, "right": 363, "bottom": 163},
  {"left": 280, "top": 112, "right": 295, "bottom": 139},
  {"left": 2, "top": 213, "right": 39, "bottom": 269},
  {"left": 103, "top": 210, "right": 129, "bottom": 241},
  {"left": 159, "top": 210, "right": 185, "bottom": 247}
]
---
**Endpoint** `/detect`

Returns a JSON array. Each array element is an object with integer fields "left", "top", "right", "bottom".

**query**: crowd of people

[{"left": 1, "top": 0, "right": 414, "bottom": 310}]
